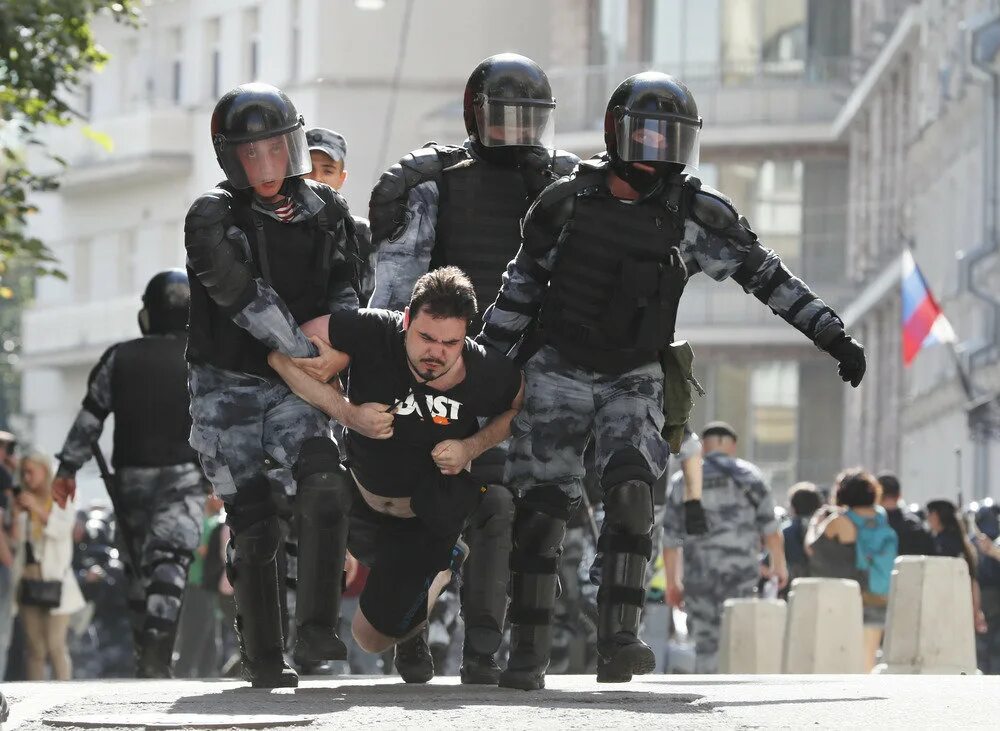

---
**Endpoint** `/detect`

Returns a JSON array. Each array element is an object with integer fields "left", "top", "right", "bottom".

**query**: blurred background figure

[
  {"left": 926, "top": 500, "right": 987, "bottom": 636},
  {"left": 878, "top": 472, "right": 935, "bottom": 556},
  {"left": 972, "top": 501, "right": 1000, "bottom": 674},
  {"left": 0, "top": 433, "right": 18, "bottom": 680},
  {"left": 806, "top": 469, "right": 897, "bottom": 671},
  {"left": 12, "top": 451, "right": 85, "bottom": 680},
  {"left": 781, "top": 482, "right": 822, "bottom": 599}
]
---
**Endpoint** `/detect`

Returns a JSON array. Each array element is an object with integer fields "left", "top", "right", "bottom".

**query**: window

[
  {"left": 245, "top": 8, "right": 260, "bottom": 81},
  {"left": 170, "top": 28, "right": 183, "bottom": 104},
  {"left": 750, "top": 361, "right": 799, "bottom": 489},
  {"left": 206, "top": 18, "right": 221, "bottom": 100}
]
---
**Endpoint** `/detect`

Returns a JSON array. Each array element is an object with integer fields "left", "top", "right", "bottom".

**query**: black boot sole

[
  {"left": 596, "top": 642, "right": 656, "bottom": 683},
  {"left": 244, "top": 668, "right": 300, "bottom": 688},
  {"left": 460, "top": 664, "right": 500, "bottom": 685},
  {"left": 396, "top": 663, "right": 434, "bottom": 684},
  {"left": 498, "top": 669, "right": 545, "bottom": 691}
]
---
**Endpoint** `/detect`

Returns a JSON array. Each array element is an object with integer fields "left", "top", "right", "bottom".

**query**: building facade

[{"left": 25, "top": 0, "right": 859, "bottom": 500}]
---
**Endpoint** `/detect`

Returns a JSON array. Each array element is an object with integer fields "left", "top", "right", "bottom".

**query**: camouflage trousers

[
  {"left": 506, "top": 345, "right": 670, "bottom": 499},
  {"left": 684, "top": 572, "right": 758, "bottom": 674},
  {"left": 115, "top": 464, "right": 206, "bottom": 634},
  {"left": 187, "top": 363, "right": 330, "bottom": 501}
]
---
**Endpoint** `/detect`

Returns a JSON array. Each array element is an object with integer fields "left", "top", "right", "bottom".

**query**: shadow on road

[{"left": 169, "top": 682, "right": 713, "bottom": 718}]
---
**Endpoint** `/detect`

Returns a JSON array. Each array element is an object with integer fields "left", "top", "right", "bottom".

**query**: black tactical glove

[
  {"left": 827, "top": 334, "right": 866, "bottom": 388},
  {"left": 684, "top": 499, "right": 708, "bottom": 535},
  {"left": 518, "top": 147, "right": 557, "bottom": 197}
]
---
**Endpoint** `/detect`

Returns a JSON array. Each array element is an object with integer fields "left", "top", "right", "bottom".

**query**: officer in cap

[
  {"left": 478, "top": 71, "right": 865, "bottom": 689},
  {"left": 304, "top": 127, "right": 376, "bottom": 302},
  {"left": 367, "top": 53, "right": 579, "bottom": 684},
  {"left": 53, "top": 270, "right": 205, "bottom": 678},
  {"left": 183, "top": 83, "right": 362, "bottom": 687}
]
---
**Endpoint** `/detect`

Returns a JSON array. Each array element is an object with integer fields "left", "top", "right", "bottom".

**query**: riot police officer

[
  {"left": 183, "top": 83, "right": 360, "bottom": 687},
  {"left": 53, "top": 270, "right": 205, "bottom": 678},
  {"left": 478, "top": 71, "right": 866, "bottom": 690},
  {"left": 368, "top": 53, "right": 578, "bottom": 684}
]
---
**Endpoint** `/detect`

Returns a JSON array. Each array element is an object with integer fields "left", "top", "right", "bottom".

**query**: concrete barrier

[
  {"left": 718, "top": 598, "right": 786, "bottom": 673},
  {"left": 875, "top": 555, "right": 978, "bottom": 675},
  {"left": 782, "top": 578, "right": 864, "bottom": 673}
]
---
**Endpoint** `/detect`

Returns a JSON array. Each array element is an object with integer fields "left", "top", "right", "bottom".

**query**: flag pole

[{"left": 945, "top": 341, "right": 977, "bottom": 402}]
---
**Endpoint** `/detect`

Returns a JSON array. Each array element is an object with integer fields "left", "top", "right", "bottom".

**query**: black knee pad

[
  {"left": 294, "top": 437, "right": 351, "bottom": 516},
  {"left": 519, "top": 484, "right": 581, "bottom": 521},
  {"left": 604, "top": 479, "right": 654, "bottom": 535},
  {"left": 469, "top": 484, "right": 515, "bottom": 535},
  {"left": 601, "top": 447, "right": 655, "bottom": 491},
  {"left": 226, "top": 475, "right": 277, "bottom": 534},
  {"left": 232, "top": 515, "right": 281, "bottom": 566}
]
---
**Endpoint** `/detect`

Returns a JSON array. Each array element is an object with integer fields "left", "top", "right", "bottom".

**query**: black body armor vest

[
  {"left": 541, "top": 177, "right": 689, "bottom": 373},
  {"left": 186, "top": 187, "right": 342, "bottom": 378},
  {"left": 110, "top": 335, "right": 197, "bottom": 468},
  {"left": 434, "top": 162, "right": 532, "bottom": 333}
]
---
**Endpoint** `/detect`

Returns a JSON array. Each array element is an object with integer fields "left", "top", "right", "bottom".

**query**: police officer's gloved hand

[
  {"left": 827, "top": 334, "right": 866, "bottom": 388},
  {"left": 518, "top": 148, "right": 556, "bottom": 197},
  {"left": 684, "top": 499, "right": 708, "bottom": 535}
]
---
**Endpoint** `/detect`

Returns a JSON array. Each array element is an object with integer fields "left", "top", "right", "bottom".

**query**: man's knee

[
  {"left": 351, "top": 609, "right": 394, "bottom": 654},
  {"left": 469, "top": 484, "right": 515, "bottom": 534},
  {"left": 602, "top": 447, "right": 655, "bottom": 491},
  {"left": 231, "top": 515, "right": 281, "bottom": 566},
  {"left": 603, "top": 477, "right": 654, "bottom": 535},
  {"left": 515, "top": 485, "right": 581, "bottom": 560}
]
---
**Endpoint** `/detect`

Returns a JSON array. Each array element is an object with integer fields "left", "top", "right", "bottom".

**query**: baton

[{"left": 92, "top": 442, "right": 141, "bottom": 576}]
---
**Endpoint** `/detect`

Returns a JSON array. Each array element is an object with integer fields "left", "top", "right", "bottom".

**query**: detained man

[{"left": 268, "top": 267, "right": 524, "bottom": 682}]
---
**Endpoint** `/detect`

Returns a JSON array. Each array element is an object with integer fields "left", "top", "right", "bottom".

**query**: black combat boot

[
  {"left": 230, "top": 515, "right": 298, "bottom": 688},
  {"left": 394, "top": 630, "right": 435, "bottom": 683},
  {"left": 291, "top": 438, "right": 351, "bottom": 665},
  {"left": 499, "top": 505, "right": 567, "bottom": 691},
  {"left": 135, "top": 627, "right": 176, "bottom": 679}
]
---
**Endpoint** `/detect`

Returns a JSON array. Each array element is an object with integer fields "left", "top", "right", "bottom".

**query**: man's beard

[{"left": 407, "top": 352, "right": 453, "bottom": 383}]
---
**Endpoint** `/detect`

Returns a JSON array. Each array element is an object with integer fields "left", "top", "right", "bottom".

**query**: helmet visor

[
  {"left": 615, "top": 113, "right": 701, "bottom": 168},
  {"left": 217, "top": 126, "right": 311, "bottom": 189},
  {"left": 474, "top": 98, "right": 555, "bottom": 148}
]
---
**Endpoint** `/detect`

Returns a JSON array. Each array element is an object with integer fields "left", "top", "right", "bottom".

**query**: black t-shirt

[{"left": 328, "top": 308, "right": 521, "bottom": 497}]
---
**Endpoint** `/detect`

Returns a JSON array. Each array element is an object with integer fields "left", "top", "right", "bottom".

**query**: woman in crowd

[
  {"left": 12, "top": 451, "right": 84, "bottom": 679},
  {"left": 806, "top": 469, "right": 897, "bottom": 671},
  {"left": 926, "top": 500, "right": 987, "bottom": 634}
]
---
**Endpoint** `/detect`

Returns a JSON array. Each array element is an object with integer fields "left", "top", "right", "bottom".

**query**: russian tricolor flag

[{"left": 902, "top": 249, "right": 956, "bottom": 366}]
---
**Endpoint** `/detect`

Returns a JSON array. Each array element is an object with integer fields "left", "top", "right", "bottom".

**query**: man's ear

[
  {"left": 403, "top": 306, "right": 410, "bottom": 330},
  {"left": 339, "top": 169, "right": 348, "bottom": 188}
]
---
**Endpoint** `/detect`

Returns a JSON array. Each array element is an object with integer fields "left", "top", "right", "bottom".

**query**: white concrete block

[
  {"left": 782, "top": 578, "right": 865, "bottom": 673},
  {"left": 718, "top": 598, "right": 787, "bottom": 674},
  {"left": 875, "top": 556, "right": 978, "bottom": 675}
]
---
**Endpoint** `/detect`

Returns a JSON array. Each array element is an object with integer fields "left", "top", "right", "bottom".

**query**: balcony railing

[{"left": 549, "top": 56, "right": 852, "bottom": 134}]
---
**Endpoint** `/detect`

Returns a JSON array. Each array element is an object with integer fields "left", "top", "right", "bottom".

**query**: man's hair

[
  {"left": 876, "top": 471, "right": 901, "bottom": 499},
  {"left": 409, "top": 267, "right": 478, "bottom": 325},
  {"left": 787, "top": 482, "right": 822, "bottom": 517},
  {"left": 834, "top": 467, "right": 881, "bottom": 508}
]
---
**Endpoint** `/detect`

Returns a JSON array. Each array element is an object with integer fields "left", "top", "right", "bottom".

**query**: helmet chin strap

[{"left": 611, "top": 160, "right": 683, "bottom": 199}]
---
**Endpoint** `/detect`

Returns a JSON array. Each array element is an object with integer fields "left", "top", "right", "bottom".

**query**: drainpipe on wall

[{"left": 963, "top": 13, "right": 1000, "bottom": 499}]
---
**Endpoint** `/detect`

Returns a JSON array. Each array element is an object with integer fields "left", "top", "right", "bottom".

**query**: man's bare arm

[
  {"left": 268, "top": 350, "right": 352, "bottom": 422},
  {"left": 462, "top": 376, "right": 525, "bottom": 460}
]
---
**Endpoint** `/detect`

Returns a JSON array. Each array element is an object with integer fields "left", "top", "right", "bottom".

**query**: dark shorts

[{"left": 348, "top": 488, "right": 458, "bottom": 638}]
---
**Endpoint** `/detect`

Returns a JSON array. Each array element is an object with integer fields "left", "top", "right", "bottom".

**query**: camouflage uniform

[
  {"left": 662, "top": 451, "right": 778, "bottom": 673},
  {"left": 56, "top": 340, "right": 206, "bottom": 648}
]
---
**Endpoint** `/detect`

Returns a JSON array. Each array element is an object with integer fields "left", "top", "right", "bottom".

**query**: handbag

[{"left": 19, "top": 543, "right": 62, "bottom": 609}]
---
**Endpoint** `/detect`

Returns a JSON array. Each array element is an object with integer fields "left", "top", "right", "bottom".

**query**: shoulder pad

[
  {"left": 688, "top": 182, "right": 741, "bottom": 232},
  {"left": 184, "top": 187, "right": 234, "bottom": 231},
  {"left": 577, "top": 153, "right": 610, "bottom": 175},
  {"left": 309, "top": 179, "right": 352, "bottom": 221},
  {"left": 550, "top": 149, "right": 581, "bottom": 177},
  {"left": 369, "top": 143, "right": 468, "bottom": 206}
]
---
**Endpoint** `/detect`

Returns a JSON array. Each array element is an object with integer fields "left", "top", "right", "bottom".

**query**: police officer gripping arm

[
  {"left": 184, "top": 83, "right": 361, "bottom": 688},
  {"left": 52, "top": 271, "right": 205, "bottom": 678},
  {"left": 367, "top": 53, "right": 579, "bottom": 685},
  {"left": 478, "top": 72, "right": 865, "bottom": 690}
]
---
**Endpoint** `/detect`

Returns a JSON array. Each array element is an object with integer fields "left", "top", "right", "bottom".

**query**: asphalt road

[{"left": 2, "top": 673, "right": 998, "bottom": 730}]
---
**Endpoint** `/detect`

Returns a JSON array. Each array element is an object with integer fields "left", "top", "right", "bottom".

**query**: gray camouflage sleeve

[
  {"left": 231, "top": 280, "right": 318, "bottom": 358},
  {"left": 661, "top": 471, "right": 687, "bottom": 549},
  {"left": 55, "top": 346, "right": 116, "bottom": 477},
  {"left": 746, "top": 467, "right": 779, "bottom": 535},
  {"left": 369, "top": 181, "right": 439, "bottom": 310},
  {"left": 683, "top": 218, "right": 845, "bottom": 347}
]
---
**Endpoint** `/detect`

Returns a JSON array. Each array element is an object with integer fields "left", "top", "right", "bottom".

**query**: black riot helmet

[
  {"left": 604, "top": 72, "right": 702, "bottom": 191},
  {"left": 463, "top": 53, "right": 556, "bottom": 163},
  {"left": 139, "top": 269, "right": 190, "bottom": 335},
  {"left": 210, "top": 83, "right": 311, "bottom": 189}
]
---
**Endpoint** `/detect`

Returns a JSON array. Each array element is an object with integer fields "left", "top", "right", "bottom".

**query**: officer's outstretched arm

[
  {"left": 368, "top": 146, "right": 454, "bottom": 310},
  {"left": 55, "top": 345, "right": 116, "bottom": 478},
  {"left": 686, "top": 186, "right": 866, "bottom": 387},
  {"left": 478, "top": 178, "right": 572, "bottom": 354},
  {"left": 185, "top": 191, "right": 317, "bottom": 358}
]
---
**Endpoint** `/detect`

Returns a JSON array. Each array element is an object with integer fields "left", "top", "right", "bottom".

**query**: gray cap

[
  {"left": 305, "top": 127, "right": 347, "bottom": 163},
  {"left": 701, "top": 421, "right": 738, "bottom": 441}
]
